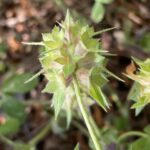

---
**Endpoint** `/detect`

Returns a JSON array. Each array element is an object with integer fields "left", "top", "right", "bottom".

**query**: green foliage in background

[
  {"left": 0, "top": 43, "right": 7, "bottom": 72},
  {"left": 0, "top": 73, "right": 38, "bottom": 135},
  {"left": 129, "top": 125, "right": 150, "bottom": 150},
  {"left": 139, "top": 33, "right": 150, "bottom": 52},
  {"left": 91, "top": 0, "right": 113, "bottom": 23}
]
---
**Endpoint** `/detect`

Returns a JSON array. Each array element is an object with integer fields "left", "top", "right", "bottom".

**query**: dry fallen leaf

[
  {"left": 126, "top": 61, "right": 136, "bottom": 76},
  {"left": 7, "top": 37, "right": 21, "bottom": 53}
]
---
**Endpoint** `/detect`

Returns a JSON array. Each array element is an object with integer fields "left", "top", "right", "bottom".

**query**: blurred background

[{"left": 0, "top": 0, "right": 150, "bottom": 150}]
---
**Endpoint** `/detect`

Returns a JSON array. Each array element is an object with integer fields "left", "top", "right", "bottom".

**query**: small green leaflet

[
  {"left": 42, "top": 33, "right": 53, "bottom": 41},
  {"left": 131, "top": 96, "right": 149, "bottom": 109},
  {"left": 128, "top": 82, "right": 141, "bottom": 101},
  {"left": 43, "top": 71, "right": 65, "bottom": 119},
  {"left": 81, "top": 30, "right": 99, "bottom": 50},
  {"left": 65, "top": 87, "right": 74, "bottom": 128},
  {"left": 90, "top": 67, "right": 108, "bottom": 87},
  {"left": 90, "top": 83, "right": 109, "bottom": 111},
  {"left": 91, "top": 2, "right": 105, "bottom": 23},
  {"left": 63, "top": 63, "right": 75, "bottom": 77}
]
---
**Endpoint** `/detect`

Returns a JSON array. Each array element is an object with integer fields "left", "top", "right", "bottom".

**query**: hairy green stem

[
  {"left": 73, "top": 78, "right": 102, "bottom": 150},
  {"left": 118, "top": 131, "right": 149, "bottom": 142}
]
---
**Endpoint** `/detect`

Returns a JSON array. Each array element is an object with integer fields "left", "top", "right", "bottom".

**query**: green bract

[
  {"left": 127, "top": 58, "right": 150, "bottom": 115},
  {"left": 25, "top": 11, "right": 119, "bottom": 126}
]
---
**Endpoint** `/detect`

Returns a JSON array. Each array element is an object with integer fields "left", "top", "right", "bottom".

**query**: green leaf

[
  {"left": 53, "top": 91, "right": 65, "bottom": 120},
  {"left": 40, "top": 51, "right": 61, "bottom": 70},
  {"left": 74, "top": 143, "right": 80, "bottom": 150},
  {"left": 131, "top": 96, "right": 149, "bottom": 109},
  {"left": 91, "top": 2, "right": 105, "bottom": 23},
  {"left": 51, "top": 26, "right": 64, "bottom": 42},
  {"left": 0, "top": 116, "right": 20, "bottom": 135},
  {"left": 96, "top": 0, "right": 113, "bottom": 4},
  {"left": 43, "top": 71, "right": 63, "bottom": 93},
  {"left": 114, "top": 116, "right": 128, "bottom": 130},
  {"left": 129, "top": 138, "right": 150, "bottom": 150},
  {"left": 55, "top": 57, "right": 67, "bottom": 65},
  {"left": 2, "top": 73, "right": 38, "bottom": 93},
  {"left": 139, "top": 33, "right": 150, "bottom": 52},
  {"left": 128, "top": 82, "right": 141, "bottom": 101},
  {"left": 77, "top": 53, "right": 95, "bottom": 69},
  {"left": 144, "top": 125, "right": 150, "bottom": 135},
  {"left": 90, "top": 67, "right": 108, "bottom": 87},
  {"left": 127, "top": 58, "right": 150, "bottom": 114},
  {"left": 42, "top": 81, "right": 57, "bottom": 93},
  {"left": 42, "top": 33, "right": 53, "bottom": 41},
  {"left": 43, "top": 71, "right": 65, "bottom": 119},
  {"left": 133, "top": 57, "right": 150, "bottom": 74},
  {"left": 65, "top": 87, "right": 74, "bottom": 127},
  {"left": 1, "top": 95, "right": 27, "bottom": 123},
  {"left": 90, "top": 83, "right": 109, "bottom": 111},
  {"left": 70, "top": 21, "right": 82, "bottom": 38},
  {"left": 135, "top": 107, "right": 145, "bottom": 116},
  {"left": 63, "top": 63, "right": 75, "bottom": 77},
  {"left": 129, "top": 125, "right": 150, "bottom": 150},
  {"left": 81, "top": 31, "right": 99, "bottom": 50},
  {"left": 76, "top": 68, "right": 90, "bottom": 89},
  {"left": 44, "top": 41, "right": 60, "bottom": 49},
  {"left": 101, "top": 128, "right": 118, "bottom": 144}
]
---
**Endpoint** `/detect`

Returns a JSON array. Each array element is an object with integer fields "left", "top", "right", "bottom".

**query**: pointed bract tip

[
  {"left": 22, "top": 41, "right": 44, "bottom": 46},
  {"left": 65, "top": 9, "right": 73, "bottom": 27}
]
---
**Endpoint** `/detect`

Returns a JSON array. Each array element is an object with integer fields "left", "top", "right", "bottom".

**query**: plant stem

[
  {"left": 73, "top": 78, "right": 102, "bottom": 150},
  {"left": 118, "top": 131, "right": 149, "bottom": 142},
  {"left": 22, "top": 99, "right": 50, "bottom": 106},
  {"left": 0, "top": 135, "right": 16, "bottom": 147},
  {"left": 29, "top": 121, "right": 51, "bottom": 146},
  {"left": 89, "top": 114, "right": 101, "bottom": 139}
]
